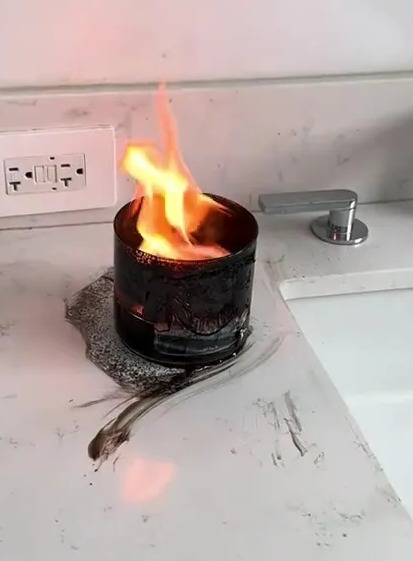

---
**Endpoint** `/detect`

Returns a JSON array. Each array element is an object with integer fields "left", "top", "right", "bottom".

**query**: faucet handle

[{"left": 258, "top": 189, "right": 368, "bottom": 246}]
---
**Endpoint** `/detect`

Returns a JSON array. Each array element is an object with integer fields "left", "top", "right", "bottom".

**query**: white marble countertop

[{"left": 1, "top": 202, "right": 413, "bottom": 560}]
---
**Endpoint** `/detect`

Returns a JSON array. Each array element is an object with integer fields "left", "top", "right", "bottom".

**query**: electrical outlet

[
  {"left": 5, "top": 153, "right": 86, "bottom": 195},
  {"left": 0, "top": 127, "right": 116, "bottom": 218}
]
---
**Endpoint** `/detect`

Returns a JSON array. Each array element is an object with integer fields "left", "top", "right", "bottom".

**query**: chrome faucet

[{"left": 258, "top": 189, "right": 368, "bottom": 246}]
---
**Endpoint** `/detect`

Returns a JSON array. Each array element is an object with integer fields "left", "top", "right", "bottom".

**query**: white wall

[
  {"left": 2, "top": 1, "right": 413, "bottom": 228},
  {"left": 2, "top": 0, "right": 413, "bottom": 88}
]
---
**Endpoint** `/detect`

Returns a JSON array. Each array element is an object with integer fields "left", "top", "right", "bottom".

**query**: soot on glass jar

[{"left": 114, "top": 194, "right": 258, "bottom": 367}]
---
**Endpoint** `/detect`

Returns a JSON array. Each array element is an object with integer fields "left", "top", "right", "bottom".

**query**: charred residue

[
  {"left": 66, "top": 270, "right": 257, "bottom": 464},
  {"left": 113, "top": 195, "right": 258, "bottom": 367},
  {"left": 255, "top": 391, "right": 310, "bottom": 464}
]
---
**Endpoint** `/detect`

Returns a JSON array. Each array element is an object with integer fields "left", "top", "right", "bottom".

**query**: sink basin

[{"left": 286, "top": 288, "right": 413, "bottom": 519}]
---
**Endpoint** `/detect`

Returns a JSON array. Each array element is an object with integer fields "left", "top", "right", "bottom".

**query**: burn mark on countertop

[
  {"left": 313, "top": 451, "right": 325, "bottom": 466},
  {"left": 337, "top": 512, "right": 364, "bottom": 524},
  {"left": 254, "top": 391, "right": 317, "bottom": 464},
  {"left": 284, "top": 390, "right": 302, "bottom": 432},
  {"left": 263, "top": 400, "right": 281, "bottom": 431},
  {"left": 377, "top": 485, "right": 402, "bottom": 507},
  {"left": 1, "top": 436, "right": 35, "bottom": 450},
  {"left": 291, "top": 503, "right": 366, "bottom": 548},
  {"left": 285, "top": 418, "right": 306, "bottom": 457},
  {"left": 255, "top": 398, "right": 284, "bottom": 466},
  {"left": 54, "top": 513, "right": 80, "bottom": 551},
  {"left": 66, "top": 269, "right": 285, "bottom": 463},
  {"left": 347, "top": 414, "right": 383, "bottom": 472},
  {"left": 8, "top": 438, "right": 19, "bottom": 449},
  {"left": 54, "top": 420, "right": 80, "bottom": 443},
  {"left": 283, "top": 391, "right": 306, "bottom": 456}
]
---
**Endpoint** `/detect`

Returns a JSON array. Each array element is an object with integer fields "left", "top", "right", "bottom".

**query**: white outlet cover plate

[{"left": 0, "top": 126, "right": 116, "bottom": 218}]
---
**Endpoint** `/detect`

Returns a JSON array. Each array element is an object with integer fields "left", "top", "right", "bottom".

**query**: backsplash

[{"left": 3, "top": 75, "right": 413, "bottom": 229}]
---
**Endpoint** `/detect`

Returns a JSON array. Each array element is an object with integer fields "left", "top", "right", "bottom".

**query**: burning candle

[{"left": 113, "top": 85, "right": 258, "bottom": 367}]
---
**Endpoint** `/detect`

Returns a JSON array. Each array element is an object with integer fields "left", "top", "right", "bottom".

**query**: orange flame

[{"left": 122, "top": 85, "right": 229, "bottom": 260}]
